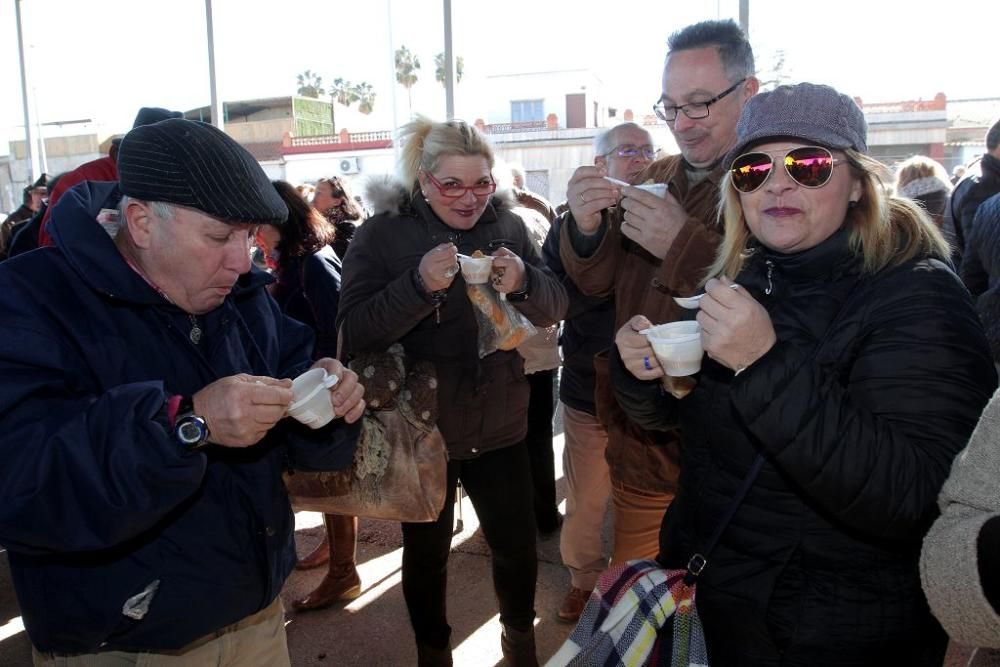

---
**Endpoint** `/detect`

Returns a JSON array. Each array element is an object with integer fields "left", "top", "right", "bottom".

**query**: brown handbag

[{"left": 284, "top": 343, "right": 448, "bottom": 522}]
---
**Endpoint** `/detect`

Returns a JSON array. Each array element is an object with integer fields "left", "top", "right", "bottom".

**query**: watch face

[{"left": 178, "top": 417, "right": 207, "bottom": 445}]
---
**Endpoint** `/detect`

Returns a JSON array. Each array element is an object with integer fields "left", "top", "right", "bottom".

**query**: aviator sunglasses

[{"left": 729, "top": 146, "right": 845, "bottom": 194}]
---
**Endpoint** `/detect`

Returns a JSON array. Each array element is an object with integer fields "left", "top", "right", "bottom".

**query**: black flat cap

[
  {"left": 117, "top": 118, "right": 287, "bottom": 225},
  {"left": 132, "top": 107, "right": 183, "bottom": 128}
]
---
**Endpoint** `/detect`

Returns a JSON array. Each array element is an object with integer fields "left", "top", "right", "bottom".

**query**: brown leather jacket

[
  {"left": 560, "top": 154, "right": 724, "bottom": 492},
  {"left": 338, "top": 179, "right": 568, "bottom": 460}
]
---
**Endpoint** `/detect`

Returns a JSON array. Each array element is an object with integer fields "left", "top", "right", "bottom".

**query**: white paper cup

[
  {"left": 634, "top": 183, "right": 668, "bottom": 198},
  {"left": 459, "top": 255, "right": 494, "bottom": 284},
  {"left": 645, "top": 321, "right": 703, "bottom": 376},
  {"left": 288, "top": 368, "right": 340, "bottom": 428}
]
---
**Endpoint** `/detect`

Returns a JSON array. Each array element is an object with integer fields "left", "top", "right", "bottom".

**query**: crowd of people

[{"left": 2, "top": 15, "right": 1000, "bottom": 667}]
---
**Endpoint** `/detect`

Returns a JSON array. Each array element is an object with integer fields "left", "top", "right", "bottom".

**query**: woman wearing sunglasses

[
  {"left": 611, "top": 83, "right": 996, "bottom": 664},
  {"left": 336, "top": 116, "right": 567, "bottom": 666}
]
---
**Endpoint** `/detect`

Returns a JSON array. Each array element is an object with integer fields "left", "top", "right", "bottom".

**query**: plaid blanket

[{"left": 547, "top": 559, "right": 708, "bottom": 667}]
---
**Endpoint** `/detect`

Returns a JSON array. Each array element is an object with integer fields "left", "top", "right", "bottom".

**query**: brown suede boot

[
  {"left": 294, "top": 515, "right": 331, "bottom": 570},
  {"left": 292, "top": 515, "right": 362, "bottom": 611},
  {"left": 500, "top": 624, "right": 539, "bottom": 667},
  {"left": 416, "top": 641, "right": 453, "bottom": 667}
]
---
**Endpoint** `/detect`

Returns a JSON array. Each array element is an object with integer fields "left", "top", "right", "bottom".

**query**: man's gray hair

[
  {"left": 117, "top": 196, "right": 176, "bottom": 231},
  {"left": 667, "top": 19, "right": 755, "bottom": 83},
  {"left": 593, "top": 122, "right": 651, "bottom": 156}
]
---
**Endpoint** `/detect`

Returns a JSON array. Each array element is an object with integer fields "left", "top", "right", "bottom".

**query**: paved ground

[{"left": 0, "top": 430, "right": 609, "bottom": 667}]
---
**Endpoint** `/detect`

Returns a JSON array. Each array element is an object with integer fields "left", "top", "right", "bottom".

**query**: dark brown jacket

[
  {"left": 338, "top": 178, "right": 567, "bottom": 460},
  {"left": 560, "top": 154, "right": 724, "bottom": 492}
]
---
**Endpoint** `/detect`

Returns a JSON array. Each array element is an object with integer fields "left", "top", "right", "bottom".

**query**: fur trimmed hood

[{"left": 362, "top": 174, "right": 518, "bottom": 217}]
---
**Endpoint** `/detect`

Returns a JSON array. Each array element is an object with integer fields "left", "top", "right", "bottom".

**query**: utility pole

[
  {"left": 739, "top": 0, "right": 749, "bottom": 36},
  {"left": 443, "top": 0, "right": 455, "bottom": 120},
  {"left": 15, "top": 0, "right": 39, "bottom": 182},
  {"left": 205, "top": 0, "right": 224, "bottom": 130}
]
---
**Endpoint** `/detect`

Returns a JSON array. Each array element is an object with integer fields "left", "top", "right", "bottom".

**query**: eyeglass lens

[
  {"left": 730, "top": 147, "right": 836, "bottom": 193},
  {"left": 615, "top": 146, "right": 657, "bottom": 159}
]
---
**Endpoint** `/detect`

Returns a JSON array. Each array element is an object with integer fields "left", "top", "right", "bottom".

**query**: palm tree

[
  {"left": 329, "top": 77, "right": 360, "bottom": 134},
  {"left": 394, "top": 46, "right": 421, "bottom": 116},
  {"left": 434, "top": 53, "right": 464, "bottom": 86},
  {"left": 296, "top": 70, "right": 325, "bottom": 99},
  {"left": 354, "top": 82, "right": 376, "bottom": 115}
]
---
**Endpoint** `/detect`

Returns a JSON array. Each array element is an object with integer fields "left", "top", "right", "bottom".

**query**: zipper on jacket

[{"left": 765, "top": 260, "right": 774, "bottom": 295}]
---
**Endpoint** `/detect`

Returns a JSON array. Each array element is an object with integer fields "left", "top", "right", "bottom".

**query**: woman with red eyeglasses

[
  {"left": 336, "top": 116, "right": 567, "bottom": 666},
  {"left": 607, "top": 83, "right": 996, "bottom": 664}
]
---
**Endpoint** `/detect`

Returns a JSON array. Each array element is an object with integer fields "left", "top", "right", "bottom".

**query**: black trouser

[
  {"left": 525, "top": 369, "right": 559, "bottom": 530},
  {"left": 401, "top": 442, "right": 538, "bottom": 649}
]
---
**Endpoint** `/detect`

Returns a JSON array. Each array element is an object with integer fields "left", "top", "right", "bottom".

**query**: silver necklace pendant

[{"left": 189, "top": 315, "right": 202, "bottom": 345}]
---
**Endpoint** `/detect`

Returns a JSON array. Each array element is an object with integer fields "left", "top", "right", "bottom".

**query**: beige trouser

[
  {"left": 558, "top": 404, "right": 613, "bottom": 591},
  {"left": 32, "top": 598, "right": 289, "bottom": 667},
  {"left": 609, "top": 481, "right": 673, "bottom": 565}
]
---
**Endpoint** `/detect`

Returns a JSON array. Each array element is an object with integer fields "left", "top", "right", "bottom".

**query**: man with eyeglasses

[
  {"left": 543, "top": 122, "right": 657, "bottom": 623},
  {"left": 559, "top": 19, "right": 758, "bottom": 568}
]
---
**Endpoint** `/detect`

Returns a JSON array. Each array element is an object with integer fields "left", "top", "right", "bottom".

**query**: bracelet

[
  {"left": 506, "top": 269, "right": 531, "bottom": 302},
  {"left": 412, "top": 269, "right": 448, "bottom": 305}
]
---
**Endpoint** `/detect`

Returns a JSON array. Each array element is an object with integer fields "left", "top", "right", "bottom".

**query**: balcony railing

[
  {"left": 481, "top": 120, "right": 548, "bottom": 134},
  {"left": 289, "top": 130, "right": 393, "bottom": 147}
]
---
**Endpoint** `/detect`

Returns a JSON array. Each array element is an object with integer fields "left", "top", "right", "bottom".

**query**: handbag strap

[
  {"left": 684, "top": 264, "right": 870, "bottom": 585},
  {"left": 684, "top": 453, "right": 764, "bottom": 584}
]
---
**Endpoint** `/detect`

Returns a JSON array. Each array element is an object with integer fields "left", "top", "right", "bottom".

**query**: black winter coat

[
  {"left": 337, "top": 181, "right": 567, "bottom": 459},
  {"left": 610, "top": 228, "right": 997, "bottom": 665}
]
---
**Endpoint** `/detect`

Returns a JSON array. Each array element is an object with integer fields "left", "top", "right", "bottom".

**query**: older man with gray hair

[
  {"left": 0, "top": 118, "right": 366, "bottom": 665},
  {"left": 542, "top": 120, "right": 656, "bottom": 622}
]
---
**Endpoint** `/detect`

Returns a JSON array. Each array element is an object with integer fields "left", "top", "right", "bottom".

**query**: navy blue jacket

[
  {"left": 541, "top": 213, "right": 614, "bottom": 415},
  {"left": 0, "top": 181, "right": 360, "bottom": 653},
  {"left": 270, "top": 245, "right": 343, "bottom": 360}
]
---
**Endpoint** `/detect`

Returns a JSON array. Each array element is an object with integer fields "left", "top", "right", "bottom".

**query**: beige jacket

[{"left": 921, "top": 387, "right": 1000, "bottom": 664}]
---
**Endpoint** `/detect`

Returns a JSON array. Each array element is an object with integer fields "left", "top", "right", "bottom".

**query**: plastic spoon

[{"left": 672, "top": 283, "right": 741, "bottom": 310}]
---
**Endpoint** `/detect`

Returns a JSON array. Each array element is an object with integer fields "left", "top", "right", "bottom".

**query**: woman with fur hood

[{"left": 336, "top": 116, "right": 567, "bottom": 666}]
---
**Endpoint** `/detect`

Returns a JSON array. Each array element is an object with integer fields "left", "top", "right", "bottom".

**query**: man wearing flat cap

[{"left": 0, "top": 118, "right": 366, "bottom": 664}]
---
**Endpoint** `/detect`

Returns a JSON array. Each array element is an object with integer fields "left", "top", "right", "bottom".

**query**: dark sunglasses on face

[
  {"left": 424, "top": 171, "right": 497, "bottom": 200},
  {"left": 729, "top": 146, "right": 846, "bottom": 194}
]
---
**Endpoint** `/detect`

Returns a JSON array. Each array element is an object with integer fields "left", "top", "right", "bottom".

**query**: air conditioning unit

[{"left": 338, "top": 156, "right": 361, "bottom": 175}]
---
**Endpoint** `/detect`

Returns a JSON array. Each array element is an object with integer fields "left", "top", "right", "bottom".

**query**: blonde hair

[
  {"left": 397, "top": 115, "right": 495, "bottom": 186},
  {"left": 895, "top": 155, "right": 951, "bottom": 194},
  {"left": 707, "top": 149, "right": 950, "bottom": 282}
]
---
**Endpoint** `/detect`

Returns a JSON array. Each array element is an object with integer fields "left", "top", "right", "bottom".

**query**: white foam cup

[
  {"left": 459, "top": 255, "right": 494, "bottom": 284},
  {"left": 288, "top": 368, "right": 340, "bottom": 428},
  {"left": 644, "top": 321, "right": 703, "bottom": 376},
  {"left": 634, "top": 183, "right": 668, "bottom": 198}
]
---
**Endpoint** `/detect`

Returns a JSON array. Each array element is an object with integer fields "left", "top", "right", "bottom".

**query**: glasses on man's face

[
  {"left": 653, "top": 78, "right": 747, "bottom": 122},
  {"left": 424, "top": 171, "right": 497, "bottom": 200},
  {"left": 729, "top": 146, "right": 845, "bottom": 194},
  {"left": 603, "top": 144, "right": 659, "bottom": 160}
]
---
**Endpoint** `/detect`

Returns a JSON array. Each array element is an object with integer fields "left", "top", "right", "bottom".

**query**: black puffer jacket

[
  {"left": 338, "top": 179, "right": 567, "bottom": 460},
  {"left": 610, "top": 228, "right": 997, "bottom": 665}
]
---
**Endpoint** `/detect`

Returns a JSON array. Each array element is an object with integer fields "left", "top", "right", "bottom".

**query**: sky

[{"left": 1, "top": 0, "right": 998, "bottom": 156}]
